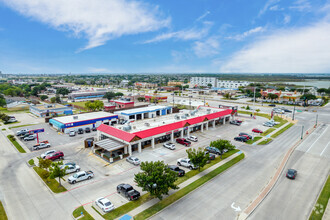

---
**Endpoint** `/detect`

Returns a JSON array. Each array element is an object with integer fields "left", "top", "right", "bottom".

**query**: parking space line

[{"left": 320, "top": 142, "right": 330, "bottom": 156}]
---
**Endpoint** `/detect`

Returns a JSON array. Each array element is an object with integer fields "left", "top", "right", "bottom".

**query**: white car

[
  {"left": 187, "top": 136, "right": 198, "bottom": 142},
  {"left": 61, "top": 163, "right": 81, "bottom": 174},
  {"left": 163, "top": 142, "right": 176, "bottom": 150},
  {"left": 95, "top": 197, "right": 115, "bottom": 213},
  {"left": 177, "top": 158, "right": 197, "bottom": 170},
  {"left": 69, "top": 130, "right": 76, "bottom": 137},
  {"left": 7, "top": 117, "right": 17, "bottom": 123},
  {"left": 41, "top": 150, "right": 56, "bottom": 159},
  {"left": 126, "top": 156, "right": 140, "bottom": 166},
  {"left": 33, "top": 142, "right": 51, "bottom": 150}
]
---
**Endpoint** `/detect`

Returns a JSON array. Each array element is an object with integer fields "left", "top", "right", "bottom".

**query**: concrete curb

[{"left": 238, "top": 125, "right": 317, "bottom": 220}]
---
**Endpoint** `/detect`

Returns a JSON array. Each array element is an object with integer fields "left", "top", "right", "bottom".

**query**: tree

[
  {"left": 210, "top": 139, "right": 235, "bottom": 159},
  {"left": 137, "top": 97, "right": 145, "bottom": 102},
  {"left": 49, "top": 161, "right": 66, "bottom": 186},
  {"left": 207, "top": 83, "right": 213, "bottom": 88},
  {"left": 134, "top": 161, "right": 178, "bottom": 200},
  {"left": 40, "top": 169, "right": 50, "bottom": 180},
  {"left": 224, "top": 93, "right": 231, "bottom": 99},
  {"left": 85, "top": 100, "right": 104, "bottom": 111},
  {"left": 55, "top": 95, "right": 61, "bottom": 103},
  {"left": 317, "top": 88, "right": 327, "bottom": 96},
  {"left": 50, "top": 97, "right": 56, "bottom": 103},
  {"left": 267, "top": 93, "right": 278, "bottom": 100},
  {"left": 38, "top": 157, "right": 52, "bottom": 171},
  {"left": 0, "top": 113, "right": 10, "bottom": 123},
  {"left": 56, "top": 88, "right": 70, "bottom": 97},
  {"left": 300, "top": 94, "right": 316, "bottom": 100},
  {"left": 40, "top": 95, "right": 48, "bottom": 101},
  {"left": 186, "top": 147, "right": 209, "bottom": 171},
  {"left": 103, "top": 92, "right": 116, "bottom": 102},
  {"left": 0, "top": 94, "right": 6, "bottom": 107},
  {"left": 115, "top": 92, "right": 124, "bottom": 97}
]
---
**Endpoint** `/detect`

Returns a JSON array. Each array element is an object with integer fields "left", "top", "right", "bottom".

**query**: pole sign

[{"left": 29, "top": 128, "right": 45, "bottom": 134}]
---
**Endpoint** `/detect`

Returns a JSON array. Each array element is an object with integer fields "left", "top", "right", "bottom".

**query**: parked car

[
  {"left": 78, "top": 128, "right": 84, "bottom": 134},
  {"left": 61, "top": 163, "right": 80, "bottom": 174},
  {"left": 41, "top": 149, "right": 56, "bottom": 159},
  {"left": 69, "top": 130, "right": 76, "bottom": 137},
  {"left": 167, "top": 165, "right": 185, "bottom": 177},
  {"left": 205, "top": 152, "right": 216, "bottom": 161},
  {"left": 33, "top": 141, "right": 51, "bottom": 150},
  {"left": 163, "top": 142, "right": 176, "bottom": 150},
  {"left": 16, "top": 129, "right": 30, "bottom": 136},
  {"left": 117, "top": 184, "right": 141, "bottom": 201},
  {"left": 234, "top": 136, "right": 248, "bottom": 142},
  {"left": 95, "top": 197, "right": 115, "bottom": 213},
  {"left": 7, "top": 117, "right": 17, "bottom": 123},
  {"left": 20, "top": 133, "right": 32, "bottom": 140},
  {"left": 230, "top": 120, "right": 241, "bottom": 126},
  {"left": 268, "top": 104, "right": 276, "bottom": 107},
  {"left": 68, "top": 171, "right": 94, "bottom": 184},
  {"left": 177, "top": 158, "right": 197, "bottom": 170},
  {"left": 176, "top": 138, "right": 191, "bottom": 147},
  {"left": 281, "top": 108, "right": 292, "bottom": 113},
  {"left": 45, "top": 151, "right": 64, "bottom": 161},
  {"left": 24, "top": 134, "right": 36, "bottom": 141},
  {"left": 205, "top": 146, "right": 222, "bottom": 155},
  {"left": 126, "top": 156, "right": 140, "bottom": 166},
  {"left": 286, "top": 169, "right": 297, "bottom": 179},
  {"left": 239, "top": 133, "right": 252, "bottom": 139},
  {"left": 187, "top": 135, "right": 198, "bottom": 142},
  {"left": 92, "top": 127, "right": 97, "bottom": 131},
  {"left": 85, "top": 127, "right": 91, "bottom": 133},
  {"left": 252, "top": 128, "right": 263, "bottom": 133},
  {"left": 263, "top": 122, "right": 274, "bottom": 127}
]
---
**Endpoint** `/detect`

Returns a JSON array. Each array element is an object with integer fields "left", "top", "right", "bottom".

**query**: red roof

[
  {"left": 97, "top": 124, "right": 137, "bottom": 142},
  {"left": 98, "top": 108, "right": 232, "bottom": 142}
]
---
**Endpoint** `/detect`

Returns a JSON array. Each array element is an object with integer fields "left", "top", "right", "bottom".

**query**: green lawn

[
  {"left": 72, "top": 206, "right": 94, "bottom": 220},
  {"left": 271, "top": 123, "right": 294, "bottom": 138},
  {"left": 238, "top": 110, "right": 271, "bottom": 119},
  {"left": 1, "top": 128, "right": 5, "bottom": 131},
  {"left": 0, "top": 201, "right": 8, "bottom": 220},
  {"left": 134, "top": 153, "right": 245, "bottom": 220},
  {"left": 33, "top": 167, "right": 67, "bottom": 193},
  {"left": 9, "top": 124, "right": 35, "bottom": 129},
  {"left": 261, "top": 128, "right": 276, "bottom": 136},
  {"left": 246, "top": 136, "right": 262, "bottom": 144},
  {"left": 272, "top": 116, "right": 288, "bottom": 128},
  {"left": 102, "top": 149, "right": 239, "bottom": 219},
  {"left": 258, "top": 138, "right": 273, "bottom": 145},
  {"left": 72, "top": 101, "right": 88, "bottom": 109},
  {"left": 309, "top": 175, "right": 330, "bottom": 220},
  {"left": 28, "top": 159, "right": 35, "bottom": 166},
  {"left": 7, "top": 135, "right": 26, "bottom": 153}
]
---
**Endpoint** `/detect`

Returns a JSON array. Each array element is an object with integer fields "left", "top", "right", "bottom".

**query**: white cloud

[
  {"left": 269, "top": 5, "right": 284, "bottom": 11},
  {"left": 227, "top": 26, "right": 265, "bottom": 41},
  {"left": 1, "top": 0, "right": 169, "bottom": 51},
  {"left": 283, "top": 15, "right": 291, "bottom": 24},
  {"left": 220, "top": 22, "right": 330, "bottom": 73},
  {"left": 196, "top": 11, "right": 210, "bottom": 21},
  {"left": 259, "top": 0, "right": 281, "bottom": 16},
  {"left": 290, "top": 0, "right": 311, "bottom": 11},
  {"left": 87, "top": 67, "right": 110, "bottom": 73},
  {"left": 193, "top": 37, "right": 220, "bottom": 58},
  {"left": 143, "top": 21, "right": 213, "bottom": 44}
]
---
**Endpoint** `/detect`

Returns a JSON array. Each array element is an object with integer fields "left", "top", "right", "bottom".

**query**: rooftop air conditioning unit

[
  {"left": 123, "top": 125, "right": 131, "bottom": 131},
  {"left": 185, "top": 113, "right": 190, "bottom": 117},
  {"left": 207, "top": 109, "right": 211, "bottom": 112},
  {"left": 73, "top": 116, "right": 78, "bottom": 120},
  {"left": 181, "top": 115, "right": 187, "bottom": 119}
]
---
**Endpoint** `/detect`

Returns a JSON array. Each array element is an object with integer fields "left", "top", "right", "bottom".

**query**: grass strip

[
  {"left": 273, "top": 116, "right": 288, "bottom": 128},
  {"left": 309, "top": 175, "right": 330, "bottom": 220},
  {"left": 271, "top": 123, "right": 294, "bottom": 138},
  {"left": 1, "top": 128, "right": 5, "bottom": 131},
  {"left": 28, "top": 159, "right": 35, "bottom": 166},
  {"left": 9, "top": 124, "right": 35, "bottom": 129},
  {"left": 261, "top": 128, "right": 276, "bottom": 136},
  {"left": 0, "top": 201, "right": 8, "bottom": 220},
  {"left": 246, "top": 136, "right": 262, "bottom": 144},
  {"left": 72, "top": 206, "right": 94, "bottom": 220},
  {"left": 258, "top": 138, "right": 273, "bottom": 145},
  {"left": 7, "top": 135, "right": 26, "bottom": 153},
  {"left": 102, "top": 150, "right": 239, "bottom": 219},
  {"left": 238, "top": 110, "right": 271, "bottom": 119},
  {"left": 134, "top": 153, "right": 245, "bottom": 220},
  {"left": 33, "top": 167, "right": 67, "bottom": 193}
]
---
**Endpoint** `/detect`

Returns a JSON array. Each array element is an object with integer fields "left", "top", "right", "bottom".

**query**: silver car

[
  {"left": 163, "top": 142, "right": 176, "bottom": 150},
  {"left": 126, "top": 156, "right": 140, "bottom": 166}
]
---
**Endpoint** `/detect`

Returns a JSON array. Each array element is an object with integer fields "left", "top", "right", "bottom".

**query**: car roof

[
  {"left": 97, "top": 197, "right": 110, "bottom": 203},
  {"left": 168, "top": 165, "right": 178, "bottom": 169}
]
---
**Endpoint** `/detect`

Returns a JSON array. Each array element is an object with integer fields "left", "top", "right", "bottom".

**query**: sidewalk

[{"left": 84, "top": 203, "right": 104, "bottom": 220}]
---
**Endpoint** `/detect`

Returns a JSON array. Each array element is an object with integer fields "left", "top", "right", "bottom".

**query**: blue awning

[{"left": 49, "top": 119, "right": 65, "bottom": 129}]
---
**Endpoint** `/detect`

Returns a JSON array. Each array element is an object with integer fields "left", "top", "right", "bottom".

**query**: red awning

[{"left": 97, "top": 124, "right": 137, "bottom": 142}]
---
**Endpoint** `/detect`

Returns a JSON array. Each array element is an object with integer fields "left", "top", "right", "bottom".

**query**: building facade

[
  {"left": 114, "top": 105, "right": 172, "bottom": 121},
  {"left": 30, "top": 104, "right": 73, "bottom": 117},
  {"left": 217, "top": 80, "right": 250, "bottom": 89},
  {"left": 190, "top": 77, "right": 217, "bottom": 87}
]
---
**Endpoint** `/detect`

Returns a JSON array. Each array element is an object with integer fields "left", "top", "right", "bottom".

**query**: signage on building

[{"left": 29, "top": 128, "right": 45, "bottom": 134}]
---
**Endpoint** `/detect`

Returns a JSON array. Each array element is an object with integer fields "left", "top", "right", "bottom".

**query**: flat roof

[
  {"left": 53, "top": 111, "right": 117, "bottom": 124},
  {"left": 33, "top": 104, "right": 69, "bottom": 110},
  {"left": 114, "top": 105, "right": 171, "bottom": 115},
  {"left": 113, "top": 100, "right": 134, "bottom": 104},
  {"left": 113, "top": 106, "right": 229, "bottom": 133}
]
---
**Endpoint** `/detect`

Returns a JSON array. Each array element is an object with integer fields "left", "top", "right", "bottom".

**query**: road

[{"left": 151, "top": 104, "right": 330, "bottom": 220}]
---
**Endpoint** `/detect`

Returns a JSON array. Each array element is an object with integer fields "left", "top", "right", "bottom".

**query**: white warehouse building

[
  {"left": 190, "top": 77, "right": 217, "bottom": 87},
  {"left": 217, "top": 80, "right": 250, "bottom": 89}
]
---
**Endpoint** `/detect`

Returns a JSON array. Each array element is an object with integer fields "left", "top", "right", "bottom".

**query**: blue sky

[{"left": 1, "top": 0, "right": 330, "bottom": 74}]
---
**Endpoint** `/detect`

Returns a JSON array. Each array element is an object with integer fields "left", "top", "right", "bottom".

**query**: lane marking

[
  {"left": 320, "top": 141, "right": 330, "bottom": 156},
  {"left": 306, "top": 126, "right": 328, "bottom": 153}
]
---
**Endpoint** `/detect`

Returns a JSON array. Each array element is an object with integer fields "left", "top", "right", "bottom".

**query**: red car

[
  {"left": 176, "top": 138, "right": 191, "bottom": 147},
  {"left": 252, "top": 128, "right": 263, "bottom": 133},
  {"left": 45, "top": 151, "right": 64, "bottom": 161},
  {"left": 241, "top": 135, "right": 251, "bottom": 140}
]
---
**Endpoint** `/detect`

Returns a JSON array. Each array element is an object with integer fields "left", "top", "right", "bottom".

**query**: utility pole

[
  {"left": 172, "top": 93, "right": 174, "bottom": 107},
  {"left": 316, "top": 114, "right": 318, "bottom": 126},
  {"left": 292, "top": 105, "right": 295, "bottom": 120},
  {"left": 301, "top": 125, "right": 304, "bottom": 140}
]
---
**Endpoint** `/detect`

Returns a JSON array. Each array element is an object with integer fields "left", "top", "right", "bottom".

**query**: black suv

[
  {"left": 117, "top": 184, "right": 140, "bottom": 201},
  {"left": 85, "top": 127, "right": 91, "bottom": 133},
  {"left": 234, "top": 136, "right": 248, "bottom": 142},
  {"left": 78, "top": 128, "right": 84, "bottom": 134},
  {"left": 167, "top": 165, "right": 185, "bottom": 177}
]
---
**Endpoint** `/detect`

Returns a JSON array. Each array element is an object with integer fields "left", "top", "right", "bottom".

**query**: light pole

[
  {"left": 172, "top": 93, "right": 174, "bottom": 107},
  {"left": 189, "top": 95, "right": 192, "bottom": 110},
  {"left": 316, "top": 114, "right": 318, "bottom": 126},
  {"left": 301, "top": 125, "right": 304, "bottom": 140},
  {"left": 292, "top": 105, "right": 296, "bottom": 120}
]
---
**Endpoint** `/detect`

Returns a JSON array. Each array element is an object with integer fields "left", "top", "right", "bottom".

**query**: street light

[
  {"left": 189, "top": 95, "right": 192, "bottom": 110},
  {"left": 301, "top": 125, "right": 304, "bottom": 140}
]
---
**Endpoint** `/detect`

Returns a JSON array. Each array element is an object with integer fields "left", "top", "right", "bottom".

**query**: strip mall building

[{"left": 94, "top": 106, "right": 233, "bottom": 162}]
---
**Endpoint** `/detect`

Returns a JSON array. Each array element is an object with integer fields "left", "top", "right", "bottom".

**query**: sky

[{"left": 1, "top": 0, "right": 330, "bottom": 74}]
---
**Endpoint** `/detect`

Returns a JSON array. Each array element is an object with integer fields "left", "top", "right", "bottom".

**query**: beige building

[{"left": 167, "top": 81, "right": 183, "bottom": 86}]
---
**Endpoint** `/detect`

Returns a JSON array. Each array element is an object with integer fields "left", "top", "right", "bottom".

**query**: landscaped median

[
  {"left": 0, "top": 201, "right": 8, "bottom": 220},
  {"left": 271, "top": 123, "right": 294, "bottom": 138},
  {"left": 9, "top": 124, "right": 35, "bottom": 129},
  {"left": 134, "top": 153, "right": 245, "bottom": 220},
  {"left": 72, "top": 150, "right": 243, "bottom": 220},
  {"left": 261, "top": 128, "right": 275, "bottom": 136},
  {"left": 6, "top": 135, "right": 26, "bottom": 153},
  {"left": 246, "top": 136, "right": 262, "bottom": 145},
  {"left": 257, "top": 138, "right": 273, "bottom": 145},
  {"left": 72, "top": 206, "right": 94, "bottom": 220},
  {"left": 309, "top": 175, "right": 330, "bottom": 220},
  {"left": 33, "top": 167, "right": 67, "bottom": 193}
]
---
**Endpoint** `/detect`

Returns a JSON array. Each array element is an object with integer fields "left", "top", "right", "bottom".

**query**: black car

[
  {"left": 117, "top": 184, "right": 140, "bottom": 201},
  {"left": 286, "top": 169, "right": 297, "bottom": 179},
  {"left": 167, "top": 165, "right": 185, "bottom": 177},
  {"left": 78, "top": 128, "right": 84, "bottom": 134},
  {"left": 234, "top": 136, "right": 248, "bottom": 142},
  {"left": 268, "top": 104, "right": 276, "bottom": 107},
  {"left": 85, "top": 127, "right": 91, "bottom": 133},
  {"left": 205, "top": 146, "right": 222, "bottom": 155},
  {"left": 282, "top": 108, "right": 292, "bottom": 113},
  {"left": 92, "top": 127, "right": 97, "bottom": 131},
  {"left": 239, "top": 133, "right": 252, "bottom": 139}
]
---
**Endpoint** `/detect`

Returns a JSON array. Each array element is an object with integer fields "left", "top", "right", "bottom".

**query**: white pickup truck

[
  {"left": 33, "top": 141, "right": 51, "bottom": 150},
  {"left": 177, "top": 158, "right": 197, "bottom": 170},
  {"left": 68, "top": 171, "right": 94, "bottom": 184}
]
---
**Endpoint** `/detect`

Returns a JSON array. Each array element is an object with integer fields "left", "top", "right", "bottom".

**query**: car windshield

[
  {"left": 288, "top": 169, "right": 295, "bottom": 174},
  {"left": 104, "top": 202, "right": 111, "bottom": 206},
  {"left": 134, "top": 158, "right": 139, "bottom": 161},
  {"left": 73, "top": 174, "right": 78, "bottom": 178},
  {"left": 174, "top": 167, "right": 180, "bottom": 171}
]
